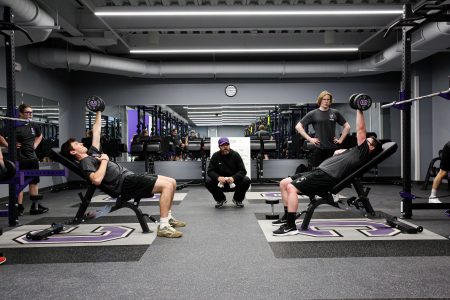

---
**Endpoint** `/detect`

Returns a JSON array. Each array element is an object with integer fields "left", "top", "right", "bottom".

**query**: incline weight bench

[
  {"left": 299, "top": 142, "right": 423, "bottom": 234},
  {"left": 51, "top": 148, "right": 156, "bottom": 233}
]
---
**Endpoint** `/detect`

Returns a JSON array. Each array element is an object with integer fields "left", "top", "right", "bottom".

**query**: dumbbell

[
  {"left": 86, "top": 95, "right": 105, "bottom": 112},
  {"left": 349, "top": 93, "right": 372, "bottom": 111}
]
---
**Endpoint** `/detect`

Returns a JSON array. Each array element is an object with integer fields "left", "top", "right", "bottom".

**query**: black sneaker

[
  {"left": 232, "top": 199, "right": 244, "bottom": 208},
  {"left": 30, "top": 204, "right": 49, "bottom": 215},
  {"left": 272, "top": 218, "right": 287, "bottom": 226},
  {"left": 17, "top": 205, "right": 25, "bottom": 216},
  {"left": 215, "top": 199, "right": 227, "bottom": 208},
  {"left": 272, "top": 223, "right": 299, "bottom": 236}
]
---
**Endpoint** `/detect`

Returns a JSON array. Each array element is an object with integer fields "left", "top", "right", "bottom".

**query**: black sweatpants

[{"left": 205, "top": 176, "right": 252, "bottom": 202}]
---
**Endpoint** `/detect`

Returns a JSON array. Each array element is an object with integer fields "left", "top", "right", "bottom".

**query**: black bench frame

[
  {"left": 299, "top": 142, "right": 422, "bottom": 233},
  {"left": 51, "top": 149, "right": 154, "bottom": 233}
]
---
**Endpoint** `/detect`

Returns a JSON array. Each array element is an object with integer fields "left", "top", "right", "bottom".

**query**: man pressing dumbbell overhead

[
  {"left": 273, "top": 103, "right": 382, "bottom": 236},
  {"left": 61, "top": 99, "right": 186, "bottom": 238},
  {"left": 296, "top": 91, "right": 351, "bottom": 169},
  {"left": 206, "top": 137, "right": 251, "bottom": 208}
]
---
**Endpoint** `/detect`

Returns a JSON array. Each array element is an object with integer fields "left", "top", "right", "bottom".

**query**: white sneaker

[
  {"left": 332, "top": 194, "right": 341, "bottom": 202},
  {"left": 428, "top": 196, "right": 442, "bottom": 204}
]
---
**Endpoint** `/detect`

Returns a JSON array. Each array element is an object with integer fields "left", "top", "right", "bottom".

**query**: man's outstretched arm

[
  {"left": 91, "top": 111, "right": 102, "bottom": 150},
  {"left": 356, "top": 110, "right": 367, "bottom": 146}
]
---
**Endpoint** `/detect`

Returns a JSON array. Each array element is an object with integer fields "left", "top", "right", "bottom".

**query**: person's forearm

[
  {"left": 33, "top": 135, "right": 43, "bottom": 149},
  {"left": 92, "top": 111, "right": 102, "bottom": 148},
  {"left": 295, "top": 123, "right": 311, "bottom": 141},
  {"left": 90, "top": 160, "right": 108, "bottom": 185},
  {"left": 339, "top": 123, "right": 351, "bottom": 143}
]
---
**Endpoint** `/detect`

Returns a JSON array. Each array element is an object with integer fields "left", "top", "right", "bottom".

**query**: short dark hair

[
  {"left": 369, "top": 136, "right": 383, "bottom": 158},
  {"left": 60, "top": 138, "right": 77, "bottom": 160},
  {"left": 18, "top": 103, "right": 31, "bottom": 113}
]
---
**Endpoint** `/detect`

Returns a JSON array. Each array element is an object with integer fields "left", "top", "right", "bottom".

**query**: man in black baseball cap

[{"left": 206, "top": 137, "right": 251, "bottom": 208}]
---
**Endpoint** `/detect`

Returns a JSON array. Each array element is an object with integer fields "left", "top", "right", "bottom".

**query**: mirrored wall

[{"left": 0, "top": 88, "right": 59, "bottom": 161}]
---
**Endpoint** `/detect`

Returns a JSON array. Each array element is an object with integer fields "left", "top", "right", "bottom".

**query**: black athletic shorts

[
  {"left": 440, "top": 141, "right": 450, "bottom": 171},
  {"left": 19, "top": 159, "right": 40, "bottom": 184},
  {"left": 121, "top": 174, "right": 158, "bottom": 199},
  {"left": 290, "top": 169, "right": 338, "bottom": 197}
]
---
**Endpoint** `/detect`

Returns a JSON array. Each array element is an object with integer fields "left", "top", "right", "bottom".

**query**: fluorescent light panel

[
  {"left": 96, "top": 10, "right": 402, "bottom": 17},
  {"left": 185, "top": 106, "right": 275, "bottom": 109},
  {"left": 131, "top": 48, "right": 358, "bottom": 54}
]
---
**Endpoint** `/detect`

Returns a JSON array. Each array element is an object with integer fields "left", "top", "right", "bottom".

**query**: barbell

[
  {"left": 381, "top": 88, "right": 450, "bottom": 109},
  {"left": 0, "top": 115, "right": 52, "bottom": 125}
]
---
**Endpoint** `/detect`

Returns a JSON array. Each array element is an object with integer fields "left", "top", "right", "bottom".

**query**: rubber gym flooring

[{"left": 0, "top": 182, "right": 449, "bottom": 299}]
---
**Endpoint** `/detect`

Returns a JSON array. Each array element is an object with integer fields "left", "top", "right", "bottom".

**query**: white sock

[
  {"left": 430, "top": 189, "right": 437, "bottom": 198},
  {"left": 168, "top": 210, "right": 173, "bottom": 219},
  {"left": 159, "top": 217, "right": 170, "bottom": 228}
]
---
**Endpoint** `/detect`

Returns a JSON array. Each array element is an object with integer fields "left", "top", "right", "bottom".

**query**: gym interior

[{"left": 0, "top": 1, "right": 449, "bottom": 299}]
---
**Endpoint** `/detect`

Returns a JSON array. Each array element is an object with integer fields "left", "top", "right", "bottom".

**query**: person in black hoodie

[{"left": 206, "top": 137, "right": 251, "bottom": 208}]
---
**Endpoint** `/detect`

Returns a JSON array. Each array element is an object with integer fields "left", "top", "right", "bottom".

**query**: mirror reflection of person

[
  {"left": 14, "top": 104, "right": 47, "bottom": 216},
  {"left": 296, "top": 91, "right": 351, "bottom": 169},
  {"left": 169, "top": 128, "right": 186, "bottom": 161}
]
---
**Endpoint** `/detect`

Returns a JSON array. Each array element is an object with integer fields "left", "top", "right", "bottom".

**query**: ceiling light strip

[
  {"left": 131, "top": 48, "right": 358, "bottom": 54},
  {"left": 96, "top": 11, "right": 402, "bottom": 17}
]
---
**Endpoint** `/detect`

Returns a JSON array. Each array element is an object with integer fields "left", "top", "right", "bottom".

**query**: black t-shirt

[
  {"left": 207, "top": 149, "right": 247, "bottom": 182},
  {"left": 15, "top": 122, "right": 42, "bottom": 160},
  {"left": 80, "top": 146, "right": 133, "bottom": 194},
  {"left": 300, "top": 108, "right": 347, "bottom": 149},
  {"left": 318, "top": 141, "right": 370, "bottom": 180}
]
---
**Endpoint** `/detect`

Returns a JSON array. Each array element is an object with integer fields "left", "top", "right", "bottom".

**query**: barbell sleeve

[
  {"left": 0, "top": 115, "right": 50, "bottom": 125},
  {"left": 381, "top": 88, "right": 450, "bottom": 109}
]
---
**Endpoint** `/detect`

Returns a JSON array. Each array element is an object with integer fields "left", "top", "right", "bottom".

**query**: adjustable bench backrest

[
  {"left": 50, "top": 148, "right": 120, "bottom": 198},
  {"left": 330, "top": 142, "right": 398, "bottom": 194}
]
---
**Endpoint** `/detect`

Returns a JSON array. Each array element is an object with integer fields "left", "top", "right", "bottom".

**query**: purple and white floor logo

[
  {"left": 296, "top": 220, "right": 401, "bottom": 237},
  {"left": 14, "top": 225, "right": 135, "bottom": 244}
]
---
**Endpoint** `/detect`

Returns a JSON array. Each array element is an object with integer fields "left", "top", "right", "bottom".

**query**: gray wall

[{"left": 1, "top": 46, "right": 450, "bottom": 182}]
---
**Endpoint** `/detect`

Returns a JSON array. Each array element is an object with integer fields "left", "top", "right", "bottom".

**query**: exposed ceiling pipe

[
  {"left": 0, "top": 0, "right": 55, "bottom": 46},
  {"left": 27, "top": 21, "right": 450, "bottom": 78}
]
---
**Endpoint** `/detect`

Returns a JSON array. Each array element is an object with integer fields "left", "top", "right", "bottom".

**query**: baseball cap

[{"left": 218, "top": 137, "right": 230, "bottom": 146}]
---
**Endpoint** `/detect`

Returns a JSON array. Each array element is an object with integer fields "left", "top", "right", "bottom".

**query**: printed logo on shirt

[{"left": 329, "top": 113, "right": 335, "bottom": 121}]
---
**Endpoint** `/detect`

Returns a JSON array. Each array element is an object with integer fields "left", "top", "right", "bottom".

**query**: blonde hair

[
  {"left": 258, "top": 124, "right": 266, "bottom": 131},
  {"left": 316, "top": 91, "right": 333, "bottom": 106}
]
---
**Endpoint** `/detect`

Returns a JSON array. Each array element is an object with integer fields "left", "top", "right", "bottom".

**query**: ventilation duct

[
  {"left": 28, "top": 21, "right": 450, "bottom": 78},
  {"left": 0, "top": 0, "right": 54, "bottom": 46}
]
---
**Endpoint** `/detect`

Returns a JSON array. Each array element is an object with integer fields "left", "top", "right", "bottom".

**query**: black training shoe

[
  {"left": 30, "top": 204, "right": 49, "bottom": 215},
  {"left": 215, "top": 199, "right": 227, "bottom": 208},
  {"left": 17, "top": 205, "right": 24, "bottom": 216},
  {"left": 272, "top": 218, "right": 287, "bottom": 226},
  {"left": 272, "top": 223, "right": 299, "bottom": 236},
  {"left": 232, "top": 199, "right": 244, "bottom": 208}
]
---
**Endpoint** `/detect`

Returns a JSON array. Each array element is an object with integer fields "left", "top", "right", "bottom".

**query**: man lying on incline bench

[
  {"left": 273, "top": 108, "right": 383, "bottom": 236},
  {"left": 61, "top": 110, "right": 186, "bottom": 238}
]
